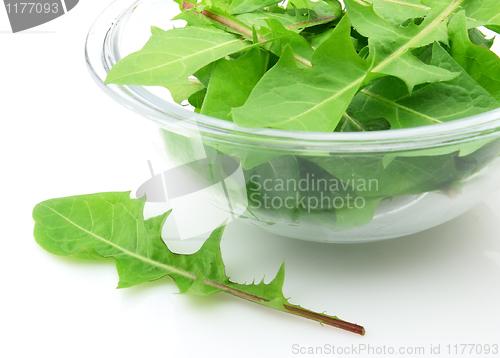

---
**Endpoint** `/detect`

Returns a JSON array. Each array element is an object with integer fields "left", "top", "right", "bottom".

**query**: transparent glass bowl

[{"left": 86, "top": 0, "right": 500, "bottom": 243}]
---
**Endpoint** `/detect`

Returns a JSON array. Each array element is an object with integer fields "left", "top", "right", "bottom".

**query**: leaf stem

[
  {"left": 283, "top": 304, "right": 365, "bottom": 335},
  {"left": 183, "top": 2, "right": 267, "bottom": 42},
  {"left": 181, "top": 1, "right": 313, "bottom": 67},
  {"left": 202, "top": 278, "right": 271, "bottom": 302},
  {"left": 214, "top": 280, "right": 366, "bottom": 335}
]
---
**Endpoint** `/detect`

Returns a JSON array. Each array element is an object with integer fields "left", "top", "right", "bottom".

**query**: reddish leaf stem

[
  {"left": 202, "top": 276, "right": 365, "bottom": 335},
  {"left": 181, "top": 1, "right": 313, "bottom": 67},
  {"left": 284, "top": 304, "right": 365, "bottom": 335}
]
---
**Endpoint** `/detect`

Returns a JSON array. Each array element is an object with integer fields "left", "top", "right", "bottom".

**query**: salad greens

[
  {"left": 105, "top": 0, "right": 500, "bottom": 132},
  {"left": 104, "top": 0, "right": 500, "bottom": 232},
  {"left": 346, "top": 43, "right": 500, "bottom": 129},
  {"left": 32, "top": 192, "right": 365, "bottom": 335}
]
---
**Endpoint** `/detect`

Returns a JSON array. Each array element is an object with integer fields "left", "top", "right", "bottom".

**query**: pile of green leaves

[
  {"left": 105, "top": 0, "right": 500, "bottom": 132},
  {"left": 104, "top": 0, "right": 500, "bottom": 231}
]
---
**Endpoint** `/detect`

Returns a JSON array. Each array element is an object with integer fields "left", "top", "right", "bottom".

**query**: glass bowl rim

[{"left": 85, "top": 0, "right": 500, "bottom": 152}]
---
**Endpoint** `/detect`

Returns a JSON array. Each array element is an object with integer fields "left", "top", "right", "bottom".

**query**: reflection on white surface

[{"left": 484, "top": 251, "right": 500, "bottom": 268}]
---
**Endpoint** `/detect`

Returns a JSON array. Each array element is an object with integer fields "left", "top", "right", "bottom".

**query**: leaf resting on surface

[{"left": 32, "top": 192, "right": 365, "bottom": 335}]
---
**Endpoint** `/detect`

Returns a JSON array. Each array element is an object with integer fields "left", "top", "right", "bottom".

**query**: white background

[{"left": 1, "top": 1, "right": 500, "bottom": 357}]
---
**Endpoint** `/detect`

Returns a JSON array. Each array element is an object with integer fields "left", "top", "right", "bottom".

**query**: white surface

[{"left": 1, "top": 2, "right": 500, "bottom": 357}]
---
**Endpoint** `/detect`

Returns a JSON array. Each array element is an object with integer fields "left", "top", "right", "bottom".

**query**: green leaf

[
  {"left": 235, "top": 11, "right": 302, "bottom": 31},
  {"left": 486, "top": 25, "right": 500, "bottom": 34},
  {"left": 381, "top": 137, "right": 500, "bottom": 170},
  {"left": 311, "top": 153, "right": 459, "bottom": 197},
  {"left": 335, "top": 113, "right": 391, "bottom": 132},
  {"left": 193, "top": 5, "right": 257, "bottom": 37},
  {"left": 449, "top": 11, "right": 500, "bottom": 101},
  {"left": 33, "top": 192, "right": 365, "bottom": 335},
  {"left": 346, "top": 42, "right": 500, "bottom": 129},
  {"left": 71, "top": 246, "right": 106, "bottom": 260},
  {"left": 467, "top": 28, "right": 495, "bottom": 49},
  {"left": 245, "top": 155, "right": 301, "bottom": 222},
  {"left": 188, "top": 88, "right": 207, "bottom": 109},
  {"left": 198, "top": 0, "right": 234, "bottom": 13},
  {"left": 305, "top": 27, "right": 335, "bottom": 48},
  {"left": 345, "top": 0, "right": 459, "bottom": 91},
  {"left": 172, "top": 9, "right": 213, "bottom": 27},
  {"left": 235, "top": 7, "right": 337, "bottom": 34},
  {"left": 230, "top": 0, "right": 282, "bottom": 15},
  {"left": 232, "top": 15, "right": 370, "bottom": 131},
  {"left": 194, "top": 63, "right": 215, "bottom": 87},
  {"left": 166, "top": 82, "right": 205, "bottom": 105},
  {"left": 201, "top": 48, "right": 269, "bottom": 120},
  {"left": 175, "top": 5, "right": 315, "bottom": 66},
  {"left": 295, "top": 158, "right": 383, "bottom": 231},
  {"left": 233, "top": 0, "right": 463, "bottom": 131},
  {"left": 263, "top": 19, "right": 314, "bottom": 62},
  {"left": 105, "top": 26, "right": 251, "bottom": 86},
  {"left": 453, "top": 139, "right": 500, "bottom": 178},
  {"left": 290, "top": 0, "right": 342, "bottom": 19},
  {"left": 461, "top": 0, "right": 500, "bottom": 28},
  {"left": 212, "top": 145, "right": 283, "bottom": 170},
  {"left": 330, "top": 196, "right": 383, "bottom": 231},
  {"left": 367, "top": 0, "right": 431, "bottom": 25}
]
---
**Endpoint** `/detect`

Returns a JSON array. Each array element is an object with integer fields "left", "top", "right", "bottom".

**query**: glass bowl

[{"left": 86, "top": 0, "right": 500, "bottom": 243}]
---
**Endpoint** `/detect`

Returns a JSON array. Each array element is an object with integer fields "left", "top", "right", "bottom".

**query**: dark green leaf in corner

[
  {"left": 201, "top": 48, "right": 269, "bottom": 121},
  {"left": 467, "top": 28, "right": 495, "bottom": 49},
  {"left": 346, "top": 42, "right": 500, "bottom": 129},
  {"left": 449, "top": 11, "right": 500, "bottom": 101}
]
